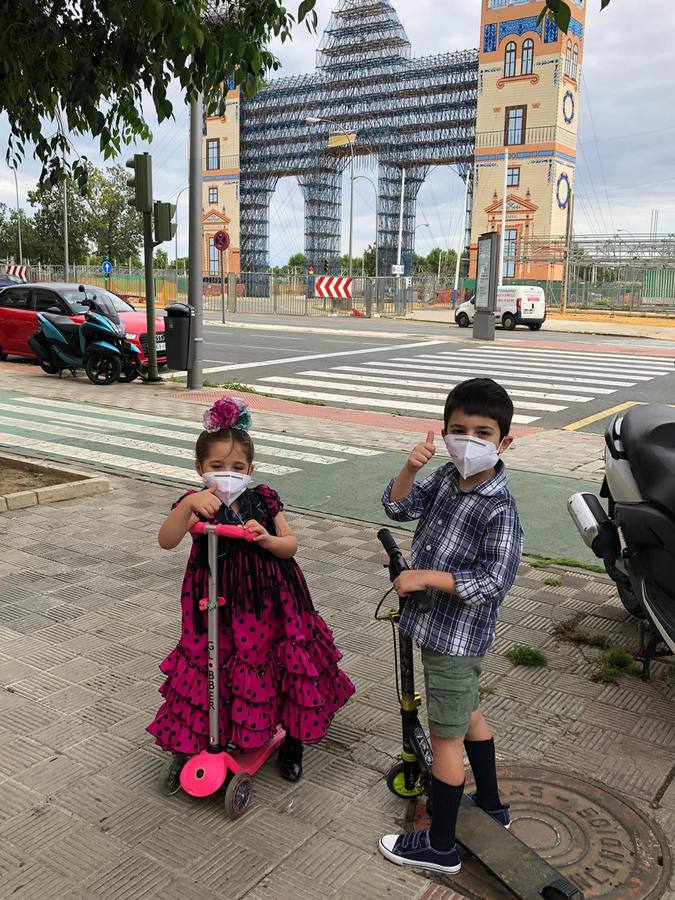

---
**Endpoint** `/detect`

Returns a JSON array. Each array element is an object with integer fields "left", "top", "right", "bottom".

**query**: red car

[{"left": 0, "top": 282, "right": 166, "bottom": 366}]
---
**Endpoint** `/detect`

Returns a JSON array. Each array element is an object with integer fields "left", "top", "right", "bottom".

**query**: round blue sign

[{"left": 102, "top": 259, "right": 113, "bottom": 276}]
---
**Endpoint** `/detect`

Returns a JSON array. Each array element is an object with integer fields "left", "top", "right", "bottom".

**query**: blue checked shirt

[{"left": 382, "top": 461, "right": 523, "bottom": 657}]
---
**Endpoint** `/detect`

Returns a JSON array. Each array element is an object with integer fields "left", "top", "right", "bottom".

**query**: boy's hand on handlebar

[
  {"left": 393, "top": 570, "right": 429, "bottom": 597},
  {"left": 244, "top": 519, "right": 272, "bottom": 548},
  {"left": 187, "top": 483, "right": 222, "bottom": 519},
  {"left": 405, "top": 431, "right": 436, "bottom": 473}
]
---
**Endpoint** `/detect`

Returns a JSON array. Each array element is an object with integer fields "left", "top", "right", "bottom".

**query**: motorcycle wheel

[
  {"left": 85, "top": 352, "right": 122, "bottom": 386},
  {"left": 616, "top": 577, "right": 646, "bottom": 619},
  {"left": 39, "top": 359, "right": 61, "bottom": 375},
  {"left": 117, "top": 366, "right": 140, "bottom": 384}
]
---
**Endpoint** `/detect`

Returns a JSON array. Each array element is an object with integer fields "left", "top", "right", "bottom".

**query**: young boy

[{"left": 378, "top": 378, "right": 523, "bottom": 875}]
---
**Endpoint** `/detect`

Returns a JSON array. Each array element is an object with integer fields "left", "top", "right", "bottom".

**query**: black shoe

[
  {"left": 160, "top": 753, "right": 188, "bottom": 796},
  {"left": 379, "top": 829, "right": 461, "bottom": 874},
  {"left": 468, "top": 791, "right": 511, "bottom": 828},
  {"left": 279, "top": 738, "right": 303, "bottom": 783}
]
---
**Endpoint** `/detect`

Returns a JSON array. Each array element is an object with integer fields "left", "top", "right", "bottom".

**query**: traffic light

[
  {"left": 126, "top": 153, "right": 153, "bottom": 213},
  {"left": 154, "top": 201, "right": 177, "bottom": 243},
  {"left": 323, "top": 259, "right": 329, "bottom": 275}
]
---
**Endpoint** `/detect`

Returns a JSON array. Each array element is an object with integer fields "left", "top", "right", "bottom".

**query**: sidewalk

[{"left": 0, "top": 472, "right": 673, "bottom": 899}]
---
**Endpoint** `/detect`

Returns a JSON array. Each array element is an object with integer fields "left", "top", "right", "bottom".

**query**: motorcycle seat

[
  {"left": 41, "top": 314, "right": 80, "bottom": 335},
  {"left": 621, "top": 404, "right": 675, "bottom": 513}
]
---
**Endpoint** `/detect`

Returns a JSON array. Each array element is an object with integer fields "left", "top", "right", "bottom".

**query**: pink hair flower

[{"left": 202, "top": 396, "right": 252, "bottom": 433}]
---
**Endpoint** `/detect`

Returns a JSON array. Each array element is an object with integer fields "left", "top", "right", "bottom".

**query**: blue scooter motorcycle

[{"left": 29, "top": 286, "right": 141, "bottom": 385}]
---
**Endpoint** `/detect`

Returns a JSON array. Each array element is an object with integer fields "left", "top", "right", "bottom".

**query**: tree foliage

[
  {"left": 3, "top": 1, "right": 318, "bottom": 188},
  {"left": 538, "top": 0, "right": 611, "bottom": 32},
  {"left": 85, "top": 165, "right": 143, "bottom": 261}
]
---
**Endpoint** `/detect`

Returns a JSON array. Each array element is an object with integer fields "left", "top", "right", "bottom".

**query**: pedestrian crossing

[
  {"left": 241, "top": 345, "right": 675, "bottom": 425},
  {"left": 0, "top": 394, "right": 383, "bottom": 485}
]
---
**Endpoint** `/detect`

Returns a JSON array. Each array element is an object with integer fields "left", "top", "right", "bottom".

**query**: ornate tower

[{"left": 470, "top": 0, "right": 586, "bottom": 283}]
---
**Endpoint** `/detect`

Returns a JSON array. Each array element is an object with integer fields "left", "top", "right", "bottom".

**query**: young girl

[{"left": 147, "top": 396, "right": 355, "bottom": 793}]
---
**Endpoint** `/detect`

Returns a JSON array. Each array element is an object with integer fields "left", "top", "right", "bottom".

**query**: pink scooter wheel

[
  {"left": 224, "top": 771, "right": 253, "bottom": 818},
  {"left": 180, "top": 750, "right": 229, "bottom": 798}
]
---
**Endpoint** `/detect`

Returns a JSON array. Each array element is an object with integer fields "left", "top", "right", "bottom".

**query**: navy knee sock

[
  {"left": 429, "top": 775, "right": 464, "bottom": 852},
  {"left": 464, "top": 738, "right": 501, "bottom": 810}
]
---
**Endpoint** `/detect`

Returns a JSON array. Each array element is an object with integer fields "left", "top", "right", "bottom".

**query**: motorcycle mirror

[
  {"left": 47, "top": 307, "right": 61, "bottom": 314},
  {"left": 78, "top": 285, "right": 85, "bottom": 293}
]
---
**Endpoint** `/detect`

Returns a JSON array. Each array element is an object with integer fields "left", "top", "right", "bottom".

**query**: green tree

[
  {"left": 27, "top": 180, "right": 90, "bottom": 264},
  {"left": 153, "top": 248, "right": 169, "bottom": 269},
  {"left": 0, "top": 204, "right": 41, "bottom": 264},
  {"left": 287, "top": 252, "right": 308, "bottom": 272},
  {"left": 85, "top": 165, "right": 143, "bottom": 261},
  {"left": 4, "top": 1, "right": 318, "bottom": 188},
  {"left": 538, "top": 0, "right": 610, "bottom": 32}
]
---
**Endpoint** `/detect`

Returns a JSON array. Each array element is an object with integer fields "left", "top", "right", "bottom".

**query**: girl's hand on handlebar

[
  {"left": 244, "top": 519, "right": 272, "bottom": 548},
  {"left": 187, "top": 484, "right": 222, "bottom": 519},
  {"left": 405, "top": 431, "right": 436, "bottom": 473},
  {"left": 393, "top": 570, "right": 429, "bottom": 597}
]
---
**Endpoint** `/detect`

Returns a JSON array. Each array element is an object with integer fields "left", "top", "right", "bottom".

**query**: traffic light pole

[
  {"left": 143, "top": 211, "right": 161, "bottom": 383},
  {"left": 187, "top": 94, "right": 204, "bottom": 390}
]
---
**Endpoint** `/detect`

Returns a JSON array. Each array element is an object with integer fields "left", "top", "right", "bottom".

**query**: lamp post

[
  {"left": 353, "top": 174, "right": 378, "bottom": 277},
  {"left": 10, "top": 166, "right": 22, "bottom": 265},
  {"left": 175, "top": 184, "right": 189, "bottom": 271},
  {"left": 306, "top": 116, "right": 356, "bottom": 278}
]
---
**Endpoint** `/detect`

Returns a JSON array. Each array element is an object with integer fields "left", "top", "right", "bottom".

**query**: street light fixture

[
  {"left": 306, "top": 115, "right": 357, "bottom": 279},
  {"left": 10, "top": 166, "right": 22, "bottom": 265}
]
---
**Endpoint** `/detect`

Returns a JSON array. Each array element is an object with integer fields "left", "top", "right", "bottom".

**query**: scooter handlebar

[
  {"left": 189, "top": 523, "right": 256, "bottom": 542},
  {"left": 377, "top": 528, "right": 433, "bottom": 613}
]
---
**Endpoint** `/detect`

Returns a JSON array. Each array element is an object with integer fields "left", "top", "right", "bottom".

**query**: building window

[
  {"left": 507, "top": 166, "right": 520, "bottom": 188},
  {"left": 206, "top": 139, "right": 220, "bottom": 170},
  {"left": 504, "top": 105, "right": 527, "bottom": 145},
  {"left": 208, "top": 187, "right": 218, "bottom": 204},
  {"left": 209, "top": 239, "right": 219, "bottom": 275},
  {"left": 503, "top": 228, "right": 517, "bottom": 278},
  {"left": 565, "top": 40, "right": 572, "bottom": 76},
  {"left": 521, "top": 38, "right": 534, "bottom": 76},
  {"left": 504, "top": 41, "right": 517, "bottom": 78},
  {"left": 572, "top": 44, "right": 579, "bottom": 79}
]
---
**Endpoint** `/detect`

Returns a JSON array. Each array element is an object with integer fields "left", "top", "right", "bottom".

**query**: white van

[{"left": 455, "top": 285, "right": 547, "bottom": 331}]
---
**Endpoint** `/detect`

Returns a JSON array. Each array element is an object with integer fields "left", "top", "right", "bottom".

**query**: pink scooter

[{"left": 179, "top": 522, "right": 285, "bottom": 818}]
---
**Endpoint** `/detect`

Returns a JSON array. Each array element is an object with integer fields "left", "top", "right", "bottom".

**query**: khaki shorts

[{"left": 421, "top": 648, "right": 483, "bottom": 738}]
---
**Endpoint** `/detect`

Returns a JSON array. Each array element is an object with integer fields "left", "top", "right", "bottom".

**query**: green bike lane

[{"left": 0, "top": 389, "right": 596, "bottom": 565}]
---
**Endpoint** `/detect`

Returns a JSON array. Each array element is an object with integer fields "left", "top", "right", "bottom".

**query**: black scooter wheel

[
  {"left": 386, "top": 761, "right": 425, "bottom": 799},
  {"left": 117, "top": 367, "right": 140, "bottom": 384},
  {"left": 39, "top": 359, "right": 60, "bottom": 375},
  {"left": 85, "top": 352, "right": 122, "bottom": 386},
  {"left": 224, "top": 771, "right": 253, "bottom": 819}
]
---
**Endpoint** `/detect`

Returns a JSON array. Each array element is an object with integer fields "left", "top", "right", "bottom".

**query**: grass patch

[
  {"left": 592, "top": 646, "right": 642, "bottom": 683},
  {"left": 505, "top": 645, "right": 548, "bottom": 668},
  {"left": 544, "top": 576, "right": 562, "bottom": 587},
  {"left": 552, "top": 616, "right": 612, "bottom": 649},
  {"left": 479, "top": 685, "right": 496, "bottom": 696},
  {"left": 526, "top": 554, "right": 605, "bottom": 574}
]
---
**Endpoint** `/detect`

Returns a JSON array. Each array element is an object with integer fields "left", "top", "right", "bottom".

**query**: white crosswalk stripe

[
  {"left": 237, "top": 344, "right": 674, "bottom": 425},
  {"left": 0, "top": 395, "right": 383, "bottom": 482}
]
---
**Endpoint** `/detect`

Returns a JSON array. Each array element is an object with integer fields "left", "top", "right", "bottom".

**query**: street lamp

[
  {"left": 10, "top": 166, "right": 22, "bottom": 265},
  {"left": 353, "top": 174, "right": 378, "bottom": 277},
  {"left": 306, "top": 116, "right": 356, "bottom": 279},
  {"left": 175, "top": 184, "right": 189, "bottom": 273}
]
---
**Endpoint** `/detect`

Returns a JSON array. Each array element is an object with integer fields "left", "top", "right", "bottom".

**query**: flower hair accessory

[{"left": 202, "top": 396, "right": 252, "bottom": 433}]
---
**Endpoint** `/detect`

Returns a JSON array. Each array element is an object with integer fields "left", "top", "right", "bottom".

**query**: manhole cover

[{"left": 410, "top": 765, "right": 671, "bottom": 899}]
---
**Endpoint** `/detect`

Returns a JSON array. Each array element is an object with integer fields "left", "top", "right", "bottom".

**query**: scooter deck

[{"left": 456, "top": 797, "right": 584, "bottom": 900}]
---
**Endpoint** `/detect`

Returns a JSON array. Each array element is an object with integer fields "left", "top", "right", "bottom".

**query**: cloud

[{"left": 0, "top": 1, "right": 673, "bottom": 264}]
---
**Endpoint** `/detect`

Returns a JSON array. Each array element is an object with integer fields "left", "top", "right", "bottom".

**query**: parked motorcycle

[
  {"left": 28, "top": 286, "right": 141, "bottom": 385},
  {"left": 568, "top": 403, "right": 675, "bottom": 677}
]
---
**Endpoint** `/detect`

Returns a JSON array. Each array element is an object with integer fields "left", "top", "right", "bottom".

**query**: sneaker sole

[{"left": 378, "top": 838, "right": 462, "bottom": 875}]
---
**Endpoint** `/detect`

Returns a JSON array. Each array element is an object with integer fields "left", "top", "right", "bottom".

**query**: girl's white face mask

[
  {"left": 443, "top": 435, "right": 501, "bottom": 479},
  {"left": 202, "top": 471, "right": 251, "bottom": 506}
]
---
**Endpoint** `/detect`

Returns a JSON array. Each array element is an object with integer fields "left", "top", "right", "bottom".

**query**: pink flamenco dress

[{"left": 147, "top": 484, "right": 355, "bottom": 755}]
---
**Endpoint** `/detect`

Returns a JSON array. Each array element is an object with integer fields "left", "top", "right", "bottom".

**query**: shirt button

[
  {"left": 426, "top": 544, "right": 432, "bottom": 551},
  {"left": 437, "top": 520, "right": 443, "bottom": 526}
]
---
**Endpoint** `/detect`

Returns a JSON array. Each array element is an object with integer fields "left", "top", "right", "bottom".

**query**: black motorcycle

[
  {"left": 568, "top": 403, "right": 675, "bottom": 676},
  {"left": 28, "top": 286, "right": 141, "bottom": 385}
]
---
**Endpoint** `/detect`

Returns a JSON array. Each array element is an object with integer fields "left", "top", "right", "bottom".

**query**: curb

[{"left": 0, "top": 452, "right": 112, "bottom": 512}]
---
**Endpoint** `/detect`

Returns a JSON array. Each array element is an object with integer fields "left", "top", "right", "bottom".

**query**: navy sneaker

[
  {"left": 378, "top": 829, "right": 461, "bottom": 874},
  {"left": 469, "top": 792, "right": 511, "bottom": 828}
]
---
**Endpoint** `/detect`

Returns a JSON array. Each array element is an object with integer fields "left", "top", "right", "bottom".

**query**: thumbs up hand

[{"left": 405, "top": 431, "right": 436, "bottom": 473}]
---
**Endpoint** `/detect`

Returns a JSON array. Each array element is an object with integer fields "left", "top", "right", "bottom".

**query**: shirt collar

[{"left": 448, "top": 459, "right": 509, "bottom": 497}]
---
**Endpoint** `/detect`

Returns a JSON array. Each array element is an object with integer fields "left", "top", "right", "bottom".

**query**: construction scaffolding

[{"left": 240, "top": 0, "right": 478, "bottom": 275}]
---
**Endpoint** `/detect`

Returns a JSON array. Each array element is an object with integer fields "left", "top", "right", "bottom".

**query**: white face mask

[
  {"left": 443, "top": 435, "right": 501, "bottom": 480},
  {"left": 202, "top": 471, "right": 251, "bottom": 506}
]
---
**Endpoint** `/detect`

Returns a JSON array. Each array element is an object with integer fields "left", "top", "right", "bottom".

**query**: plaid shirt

[{"left": 382, "top": 461, "right": 523, "bottom": 657}]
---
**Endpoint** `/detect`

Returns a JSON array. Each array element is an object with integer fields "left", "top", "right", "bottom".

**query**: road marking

[
  {"left": 474, "top": 346, "right": 675, "bottom": 365},
  {"left": 459, "top": 348, "right": 673, "bottom": 375},
  {"left": 203, "top": 320, "right": 447, "bottom": 342},
  {"left": 562, "top": 402, "right": 642, "bottom": 432},
  {"left": 175, "top": 339, "right": 448, "bottom": 377},
  {"left": 256, "top": 375, "right": 567, "bottom": 413},
  {"left": 410, "top": 353, "right": 656, "bottom": 381},
  {"left": 242, "top": 384, "right": 539, "bottom": 424},
  {"left": 298, "top": 369, "right": 592, "bottom": 403},
  {"left": 336, "top": 365, "right": 617, "bottom": 395}
]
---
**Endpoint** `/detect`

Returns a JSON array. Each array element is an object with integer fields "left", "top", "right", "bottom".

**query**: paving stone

[
  {"left": 54, "top": 772, "right": 138, "bottom": 826},
  {"left": 13, "top": 753, "right": 89, "bottom": 795},
  {"left": 242, "top": 864, "right": 339, "bottom": 900},
  {"left": 285, "top": 832, "right": 370, "bottom": 891},
  {"left": 342, "top": 851, "right": 433, "bottom": 900},
  {"left": 0, "top": 837, "right": 27, "bottom": 878},
  {"left": 187, "top": 843, "right": 275, "bottom": 899},
  {"left": 39, "top": 822, "right": 127, "bottom": 883},
  {"left": 83, "top": 852, "right": 174, "bottom": 899},
  {"left": 274, "top": 781, "right": 352, "bottom": 830},
  {"left": 1, "top": 862, "right": 75, "bottom": 899}
]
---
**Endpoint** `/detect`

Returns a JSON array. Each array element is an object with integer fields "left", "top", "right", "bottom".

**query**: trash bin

[{"left": 165, "top": 303, "right": 194, "bottom": 370}]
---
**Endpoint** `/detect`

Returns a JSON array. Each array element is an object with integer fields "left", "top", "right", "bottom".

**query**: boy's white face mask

[
  {"left": 202, "top": 471, "right": 251, "bottom": 506},
  {"left": 443, "top": 435, "right": 501, "bottom": 479}
]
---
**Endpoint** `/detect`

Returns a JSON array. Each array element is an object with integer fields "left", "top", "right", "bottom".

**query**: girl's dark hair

[
  {"left": 443, "top": 378, "right": 514, "bottom": 439},
  {"left": 195, "top": 428, "right": 255, "bottom": 465}
]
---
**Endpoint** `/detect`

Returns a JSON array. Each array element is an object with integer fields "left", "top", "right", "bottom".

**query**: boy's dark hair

[
  {"left": 195, "top": 428, "right": 255, "bottom": 466},
  {"left": 444, "top": 378, "right": 514, "bottom": 439}
]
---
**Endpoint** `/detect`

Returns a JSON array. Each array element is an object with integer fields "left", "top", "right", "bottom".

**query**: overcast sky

[{"left": 1, "top": 0, "right": 673, "bottom": 264}]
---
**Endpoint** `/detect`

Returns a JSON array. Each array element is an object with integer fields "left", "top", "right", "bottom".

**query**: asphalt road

[{"left": 195, "top": 317, "right": 675, "bottom": 433}]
